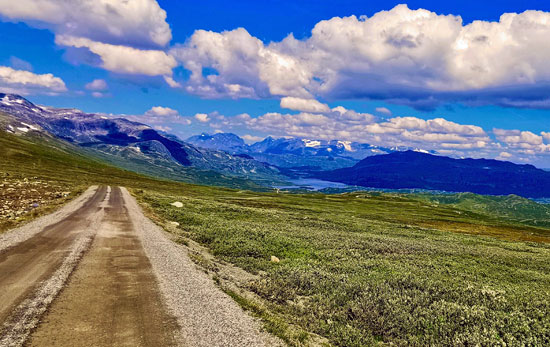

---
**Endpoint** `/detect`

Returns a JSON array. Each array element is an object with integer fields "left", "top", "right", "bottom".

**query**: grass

[
  {"left": 3, "top": 129, "right": 550, "bottom": 345},
  {"left": 135, "top": 188, "right": 550, "bottom": 346}
]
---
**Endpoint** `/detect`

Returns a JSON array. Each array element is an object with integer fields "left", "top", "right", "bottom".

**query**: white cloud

[
  {"left": 0, "top": 0, "right": 171, "bottom": 48},
  {"left": 56, "top": 35, "right": 177, "bottom": 78},
  {"left": 173, "top": 5, "right": 550, "bottom": 108},
  {"left": 120, "top": 107, "right": 191, "bottom": 129},
  {"left": 493, "top": 129, "right": 550, "bottom": 155},
  {"left": 85, "top": 79, "right": 108, "bottom": 91},
  {"left": 280, "top": 97, "right": 330, "bottom": 113},
  {"left": 195, "top": 113, "right": 210, "bottom": 123},
  {"left": 145, "top": 106, "right": 179, "bottom": 117},
  {"left": 498, "top": 151, "right": 512, "bottom": 159},
  {"left": 170, "top": 27, "right": 312, "bottom": 99},
  {"left": 375, "top": 107, "right": 392, "bottom": 116},
  {"left": 0, "top": 1, "right": 178, "bottom": 85},
  {"left": 91, "top": 91, "right": 106, "bottom": 98},
  {"left": 0, "top": 66, "right": 67, "bottom": 95},
  {"left": 242, "top": 134, "right": 263, "bottom": 143}
]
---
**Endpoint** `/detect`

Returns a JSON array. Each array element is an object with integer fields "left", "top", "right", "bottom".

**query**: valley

[{"left": 1, "top": 95, "right": 550, "bottom": 346}]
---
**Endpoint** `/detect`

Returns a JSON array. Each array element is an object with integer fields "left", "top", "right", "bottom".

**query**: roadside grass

[
  {"left": 135, "top": 188, "right": 550, "bottom": 346},
  {"left": 3, "top": 129, "right": 550, "bottom": 345}
]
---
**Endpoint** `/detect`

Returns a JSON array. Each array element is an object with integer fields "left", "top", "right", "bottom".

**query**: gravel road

[{"left": 0, "top": 186, "right": 281, "bottom": 347}]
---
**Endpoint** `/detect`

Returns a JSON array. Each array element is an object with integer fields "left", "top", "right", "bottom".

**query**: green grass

[
  {"left": 135, "top": 188, "right": 550, "bottom": 346},
  {"left": 3, "top": 129, "right": 550, "bottom": 345}
]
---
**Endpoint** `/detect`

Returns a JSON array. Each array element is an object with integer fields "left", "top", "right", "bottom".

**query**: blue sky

[{"left": 1, "top": 1, "right": 550, "bottom": 166}]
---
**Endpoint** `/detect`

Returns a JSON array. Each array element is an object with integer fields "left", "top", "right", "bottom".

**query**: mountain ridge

[
  {"left": 316, "top": 150, "right": 550, "bottom": 198},
  {"left": 0, "top": 93, "right": 286, "bottom": 187}
]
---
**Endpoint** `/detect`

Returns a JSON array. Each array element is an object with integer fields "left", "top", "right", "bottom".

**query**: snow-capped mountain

[
  {"left": 187, "top": 132, "right": 437, "bottom": 170},
  {"left": 186, "top": 133, "right": 247, "bottom": 153},
  {"left": 0, "top": 94, "right": 286, "bottom": 186}
]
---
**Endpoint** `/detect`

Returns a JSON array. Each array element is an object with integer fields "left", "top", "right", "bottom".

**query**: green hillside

[{"left": 3, "top": 129, "right": 550, "bottom": 346}]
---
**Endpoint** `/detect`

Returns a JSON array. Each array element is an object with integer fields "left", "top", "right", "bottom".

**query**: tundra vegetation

[
  {"left": 2, "top": 130, "right": 549, "bottom": 346},
  {"left": 136, "top": 188, "right": 550, "bottom": 346}
]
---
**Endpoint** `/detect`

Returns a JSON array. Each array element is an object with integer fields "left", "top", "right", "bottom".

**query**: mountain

[
  {"left": 0, "top": 94, "right": 286, "bottom": 187},
  {"left": 316, "top": 151, "right": 550, "bottom": 198},
  {"left": 186, "top": 133, "right": 247, "bottom": 153},
  {"left": 187, "top": 133, "right": 400, "bottom": 170}
]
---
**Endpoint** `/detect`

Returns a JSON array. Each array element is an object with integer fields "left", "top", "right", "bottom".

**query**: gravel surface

[
  {"left": 0, "top": 186, "right": 97, "bottom": 253},
  {"left": 0, "top": 187, "right": 104, "bottom": 347},
  {"left": 122, "top": 188, "right": 282, "bottom": 347}
]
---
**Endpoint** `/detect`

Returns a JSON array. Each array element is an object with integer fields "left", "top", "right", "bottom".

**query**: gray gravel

[
  {"left": 0, "top": 187, "right": 104, "bottom": 347},
  {"left": 0, "top": 186, "right": 97, "bottom": 253},
  {"left": 122, "top": 188, "right": 282, "bottom": 347}
]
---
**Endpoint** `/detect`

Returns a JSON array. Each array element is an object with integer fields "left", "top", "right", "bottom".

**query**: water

[{"left": 275, "top": 178, "right": 349, "bottom": 191}]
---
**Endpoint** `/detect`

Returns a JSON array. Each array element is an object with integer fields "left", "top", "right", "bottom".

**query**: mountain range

[
  {"left": 187, "top": 132, "right": 437, "bottom": 170},
  {"left": 2, "top": 94, "right": 550, "bottom": 198},
  {"left": 0, "top": 93, "right": 286, "bottom": 187}
]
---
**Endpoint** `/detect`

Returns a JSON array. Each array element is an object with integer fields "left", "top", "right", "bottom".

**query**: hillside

[
  {"left": 317, "top": 150, "right": 550, "bottom": 198},
  {"left": 0, "top": 94, "right": 286, "bottom": 186},
  {"left": 3, "top": 120, "right": 550, "bottom": 346}
]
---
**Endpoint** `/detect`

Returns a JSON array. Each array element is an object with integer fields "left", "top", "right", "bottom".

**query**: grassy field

[
  {"left": 3, "top": 130, "right": 550, "bottom": 345},
  {"left": 135, "top": 188, "right": 550, "bottom": 346}
]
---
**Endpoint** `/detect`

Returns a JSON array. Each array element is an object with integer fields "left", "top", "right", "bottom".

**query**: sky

[{"left": 1, "top": 0, "right": 550, "bottom": 166}]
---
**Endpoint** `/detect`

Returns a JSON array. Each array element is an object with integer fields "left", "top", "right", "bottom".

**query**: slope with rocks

[{"left": 0, "top": 94, "right": 286, "bottom": 186}]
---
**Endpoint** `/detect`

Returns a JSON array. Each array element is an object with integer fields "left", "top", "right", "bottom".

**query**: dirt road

[{"left": 0, "top": 186, "right": 277, "bottom": 347}]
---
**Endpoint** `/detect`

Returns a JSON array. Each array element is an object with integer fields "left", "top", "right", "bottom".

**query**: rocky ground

[{"left": 0, "top": 173, "right": 77, "bottom": 232}]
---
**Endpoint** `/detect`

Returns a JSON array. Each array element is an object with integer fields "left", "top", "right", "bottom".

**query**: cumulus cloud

[
  {"left": 498, "top": 151, "right": 513, "bottom": 159},
  {"left": 0, "top": 0, "right": 171, "bottom": 48},
  {"left": 170, "top": 27, "right": 312, "bottom": 99},
  {"left": 280, "top": 97, "right": 330, "bottom": 113},
  {"left": 85, "top": 79, "right": 108, "bottom": 91},
  {"left": 0, "top": 1, "right": 179, "bottom": 86},
  {"left": 121, "top": 106, "right": 191, "bottom": 129},
  {"left": 173, "top": 5, "right": 550, "bottom": 108},
  {"left": 242, "top": 134, "right": 263, "bottom": 142},
  {"left": 195, "top": 113, "right": 210, "bottom": 123},
  {"left": 91, "top": 92, "right": 107, "bottom": 98},
  {"left": 145, "top": 106, "right": 179, "bottom": 117},
  {"left": 56, "top": 35, "right": 177, "bottom": 77},
  {"left": 375, "top": 107, "right": 392, "bottom": 116},
  {"left": 0, "top": 66, "right": 67, "bottom": 95},
  {"left": 493, "top": 129, "right": 550, "bottom": 156}
]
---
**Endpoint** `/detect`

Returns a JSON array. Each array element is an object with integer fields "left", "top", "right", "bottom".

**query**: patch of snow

[
  {"left": 303, "top": 139, "right": 321, "bottom": 147},
  {"left": 31, "top": 108, "right": 41, "bottom": 113},
  {"left": 338, "top": 141, "right": 353, "bottom": 151},
  {"left": 1, "top": 96, "right": 12, "bottom": 105},
  {"left": 131, "top": 146, "right": 141, "bottom": 153},
  {"left": 21, "top": 122, "right": 38, "bottom": 131},
  {"left": 100, "top": 116, "right": 108, "bottom": 120},
  {"left": 414, "top": 148, "right": 429, "bottom": 154},
  {"left": 14, "top": 98, "right": 24, "bottom": 104},
  {"left": 17, "top": 127, "right": 29, "bottom": 133}
]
